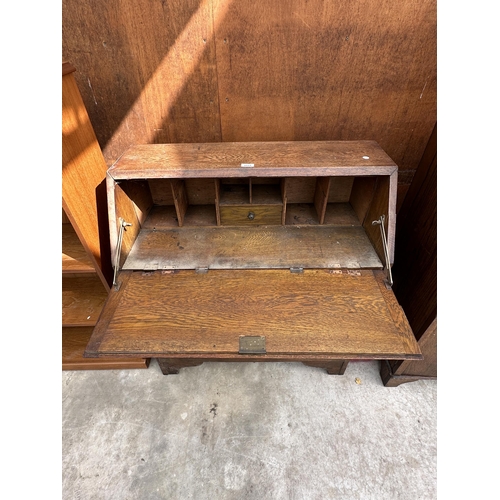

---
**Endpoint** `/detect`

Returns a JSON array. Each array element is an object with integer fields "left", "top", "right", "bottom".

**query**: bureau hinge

[
  {"left": 290, "top": 267, "right": 304, "bottom": 274},
  {"left": 371, "top": 215, "right": 393, "bottom": 288},
  {"left": 195, "top": 267, "right": 209, "bottom": 274},
  {"left": 113, "top": 218, "right": 132, "bottom": 290}
]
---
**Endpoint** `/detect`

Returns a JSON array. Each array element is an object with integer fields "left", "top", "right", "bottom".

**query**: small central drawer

[{"left": 220, "top": 205, "right": 282, "bottom": 225}]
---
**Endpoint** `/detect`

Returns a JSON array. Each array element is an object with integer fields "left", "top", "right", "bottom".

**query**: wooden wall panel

[
  {"left": 62, "top": 0, "right": 222, "bottom": 166},
  {"left": 63, "top": 0, "right": 436, "bottom": 210},
  {"left": 392, "top": 132, "right": 437, "bottom": 341},
  {"left": 214, "top": 0, "right": 436, "bottom": 182}
]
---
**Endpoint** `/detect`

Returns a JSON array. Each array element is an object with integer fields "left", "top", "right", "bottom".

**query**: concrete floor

[{"left": 62, "top": 360, "right": 437, "bottom": 499}]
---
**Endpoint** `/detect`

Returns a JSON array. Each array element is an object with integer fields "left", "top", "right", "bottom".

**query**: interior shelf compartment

[
  {"left": 122, "top": 225, "right": 382, "bottom": 271},
  {"left": 62, "top": 223, "right": 95, "bottom": 273},
  {"left": 62, "top": 275, "right": 108, "bottom": 327},
  {"left": 63, "top": 327, "right": 150, "bottom": 370},
  {"left": 285, "top": 202, "right": 361, "bottom": 226},
  {"left": 144, "top": 177, "right": 218, "bottom": 227}
]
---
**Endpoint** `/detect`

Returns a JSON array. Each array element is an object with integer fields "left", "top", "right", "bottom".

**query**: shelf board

[
  {"left": 285, "top": 203, "right": 361, "bottom": 226},
  {"left": 63, "top": 327, "right": 150, "bottom": 370},
  {"left": 62, "top": 224, "right": 95, "bottom": 273},
  {"left": 62, "top": 275, "right": 108, "bottom": 327},
  {"left": 123, "top": 223, "right": 382, "bottom": 270}
]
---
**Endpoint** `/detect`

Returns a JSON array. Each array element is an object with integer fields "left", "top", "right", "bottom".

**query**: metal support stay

[
  {"left": 371, "top": 215, "right": 393, "bottom": 287},
  {"left": 113, "top": 218, "right": 132, "bottom": 289}
]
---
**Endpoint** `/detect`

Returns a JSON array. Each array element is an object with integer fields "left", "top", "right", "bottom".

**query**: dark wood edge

[
  {"left": 83, "top": 271, "right": 133, "bottom": 357},
  {"left": 89, "top": 350, "right": 423, "bottom": 360},
  {"left": 397, "top": 124, "right": 436, "bottom": 226},
  {"left": 157, "top": 359, "right": 204, "bottom": 375},
  {"left": 62, "top": 61, "right": 76, "bottom": 76},
  {"left": 388, "top": 171, "right": 398, "bottom": 264},
  {"left": 303, "top": 360, "right": 349, "bottom": 375},
  {"left": 63, "top": 359, "right": 151, "bottom": 371},
  {"left": 374, "top": 270, "right": 423, "bottom": 359},
  {"left": 108, "top": 166, "right": 398, "bottom": 180},
  {"left": 380, "top": 360, "right": 436, "bottom": 387}
]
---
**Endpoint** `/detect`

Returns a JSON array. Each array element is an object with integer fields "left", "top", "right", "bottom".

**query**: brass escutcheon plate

[{"left": 239, "top": 336, "right": 266, "bottom": 354}]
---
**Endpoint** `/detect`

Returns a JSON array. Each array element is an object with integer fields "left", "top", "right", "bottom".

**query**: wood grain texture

[
  {"left": 108, "top": 141, "right": 397, "bottom": 179},
  {"left": 63, "top": 327, "right": 149, "bottom": 370},
  {"left": 112, "top": 182, "right": 145, "bottom": 269},
  {"left": 349, "top": 177, "right": 376, "bottom": 225},
  {"left": 117, "top": 180, "right": 154, "bottom": 226},
  {"left": 375, "top": 270, "right": 419, "bottom": 357},
  {"left": 391, "top": 318, "right": 436, "bottom": 378},
  {"left": 63, "top": 0, "right": 435, "bottom": 208},
  {"left": 86, "top": 269, "right": 421, "bottom": 359},
  {"left": 122, "top": 225, "right": 382, "bottom": 270},
  {"left": 219, "top": 183, "right": 249, "bottom": 205},
  {"left": 362, "top": 175, "right": 394, "bottom": 264},
  {"left": 392, "top": 125, "right": 436, "bottom": 341},
  {"left": 62, "top": 68, "right": 112, "bottom": 289},
  {"left": 287, "top": 203, "right": 361, "bottom": 226},
  {"left": 323, "top": 203, "right": 361, "bottom": 226},
  {"left": 62, "top": 0, "right": 222, "bottom": 165},
  {"left": 85, "top": 273, "right": 133, "bottom": 357},
  {"left": 328, "top": 177, "right": 354, "bottom": 203},
  {"left": 170, "top": 179, "right": 189, "bottom": 226},
  {"left": 249, "top": 184, "right": 282, "bottom": 205},
  {"left": 314, "top": 176, "right": 330, "bottom": 224},
  {"left": 62, "top": 224, "right": 95, "bottom": 273},
  {"left": 148, "top": 179, "right": 175, "bottom": 206},
  {"left": 382, "top": 124, "right": 437, "bottom": 385},
  {"left": 380, "top": 360, "right": 436, "bottom": 387},
  {"left": 381, "top": 319, "right": 436, "bottom": 385},
  {"left": 185, "top": 178, "right": 217, "bottom": 205},
  {"left": 281, "top": 178, "right": 288, "bottom": 224},
  {"left": 285, "top": 177, "right": 317, "bottom": 203},
  {"left": 220, "top": 205, "right": 282, "bottom": 225},
  {"left": 62, "top": 276, "right": 108, "bottom": 327},
  {"left": 214, "top": 0, "right": 436, "bottom": 179}
]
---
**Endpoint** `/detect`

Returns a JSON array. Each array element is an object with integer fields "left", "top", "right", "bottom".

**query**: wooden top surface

[
  {"left": 86, "top": 269, "right": 421, "bottom": 360},
  {"left": 108, "top": 141, "right": 397, "bottom": 179}
]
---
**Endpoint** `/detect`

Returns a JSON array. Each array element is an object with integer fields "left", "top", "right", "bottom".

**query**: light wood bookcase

[{"left": 62, "top": 61, "right": 149, "bottom": 370}]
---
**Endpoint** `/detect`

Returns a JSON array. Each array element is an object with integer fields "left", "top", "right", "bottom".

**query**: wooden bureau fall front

[{"left": 85, "top": 141, "right": 422, "bottom": 374}]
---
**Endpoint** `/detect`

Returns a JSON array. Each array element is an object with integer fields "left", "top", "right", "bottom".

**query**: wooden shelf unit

[
  {"left": 62, "top": 61, "right": 149, "bottom": 371},
  {"left": 85, "top": 141, "right": 421, "bottom": 375}
]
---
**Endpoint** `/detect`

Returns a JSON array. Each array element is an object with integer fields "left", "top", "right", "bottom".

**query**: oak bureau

[{"left": 85, "top": 141, "right": 422, "bottom": 374}]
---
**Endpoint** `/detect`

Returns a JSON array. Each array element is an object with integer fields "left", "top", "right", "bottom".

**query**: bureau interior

[{"left": 112, "top": 175, "right": 391, "bottom": 271}]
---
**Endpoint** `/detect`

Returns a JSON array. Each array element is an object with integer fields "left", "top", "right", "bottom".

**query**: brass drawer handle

[{"left": 247, "top": 211, "right": 255, "bottom": 220}]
